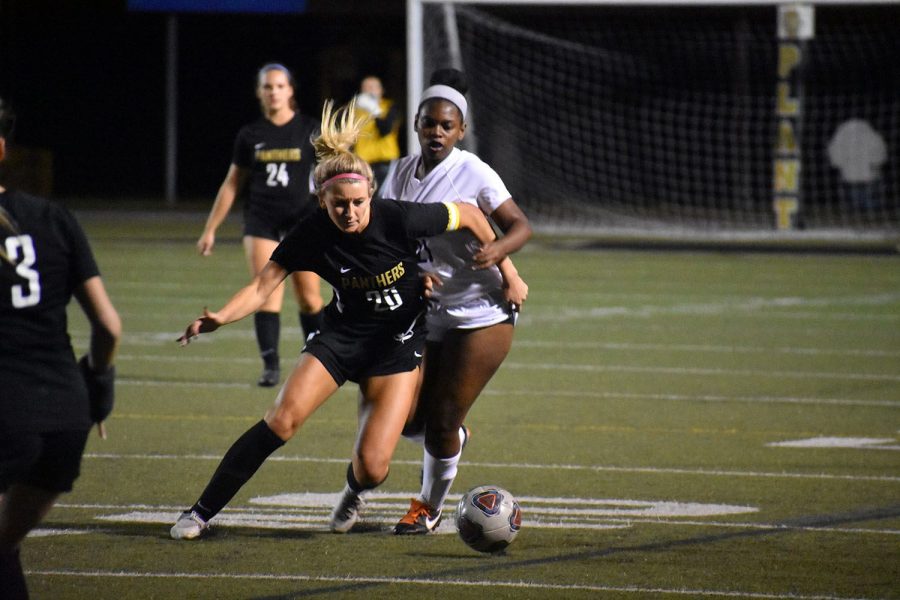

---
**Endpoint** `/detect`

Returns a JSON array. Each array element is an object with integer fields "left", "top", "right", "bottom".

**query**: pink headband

[{"left": 320, "top": 172, "right": 368, "bottom": 189}]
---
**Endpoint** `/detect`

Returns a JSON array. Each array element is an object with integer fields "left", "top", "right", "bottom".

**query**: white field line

[
  {"left": 111, "top": 363, "right": 900, "bottom": 384},
  {"left": 105, "top": 291, "right": 900, "bottom": 320},
  {"left": 523, "top": 293, "right": 900, "bottom": 323},
  {"left": 81, "top": 453, "right": 900, "bottom": 483},
  {"left": 49, "top": 500, "right": 900, "bottom": 538},
  {"left": 513, "top": 340, "right": 900, "bottom": 359},
  {"left": 108, "top": 373, "right": 900, "bottom": 407},
  {"left": 502, "top": 362, "right": 900, "bottom": 383},
  {"left": 111, "top": 336, "right": 900, "bottom": 360},
  {"left": 479, "top": 389, "right": 900, "bottom": 409},
  {"left": 23, "top": 569, "right": 885, "bottom": 600}
]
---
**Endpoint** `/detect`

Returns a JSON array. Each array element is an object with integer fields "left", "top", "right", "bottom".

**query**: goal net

[{"left": 409, "top": 2, "right": 900, "bottom": 235}]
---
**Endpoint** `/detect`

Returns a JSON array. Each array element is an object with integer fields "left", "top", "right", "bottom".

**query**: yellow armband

[{"left": 444, "top": 202, "right": 461, "bottom": 231}]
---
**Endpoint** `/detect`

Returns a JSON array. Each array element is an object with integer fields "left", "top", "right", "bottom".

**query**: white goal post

[{"left": 406, "top": 0, "right": 900, "bottom": 237}]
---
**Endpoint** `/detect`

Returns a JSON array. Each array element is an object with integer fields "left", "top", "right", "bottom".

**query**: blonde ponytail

[{"left": 312, "top": 98, "right": 375, "bottom": 193}]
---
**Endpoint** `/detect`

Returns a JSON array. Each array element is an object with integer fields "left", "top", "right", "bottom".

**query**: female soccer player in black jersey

[
  {"left": 197, "top": 63, "right": 324, "bottom": 387},
  {"left": 0, "top": 97, "right": 121, "bottom": 598},
  {"left": 170, "top": 98, "right": 509, "bottom": 540}
]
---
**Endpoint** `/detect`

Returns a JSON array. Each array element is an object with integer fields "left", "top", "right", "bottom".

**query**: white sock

[{"left": 420, "top": 448, "right": 461, "bottom": 512}]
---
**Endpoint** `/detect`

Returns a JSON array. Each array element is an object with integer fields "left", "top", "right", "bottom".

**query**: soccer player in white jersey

[{"left": 378, "top": 69, "right": 532, "bottom": 534}]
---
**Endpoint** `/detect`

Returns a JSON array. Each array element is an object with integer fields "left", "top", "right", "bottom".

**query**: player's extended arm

[
  {"left": 179, "top": 260, "right": 289, "bottom": 345},
  {"left": 197, "top": 164, "right": 249, "bottom": 256}
]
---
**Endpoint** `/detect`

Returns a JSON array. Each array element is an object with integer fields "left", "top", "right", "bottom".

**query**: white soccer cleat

[
  {"left": 330, "top": 484, "right": 366, "bottom": 533},
  {"left": 170, "top": 510, "right": 209, "bottom": 540}
]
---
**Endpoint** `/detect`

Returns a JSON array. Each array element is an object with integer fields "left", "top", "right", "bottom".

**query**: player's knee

[
  {"left": 263, "top": 411, "right": 299, "bottom": 441},
  {"left": 424, "top": 424, "right": 461, "bottom": 455},
  {"left": 354, "top": 452, "right": 390, "bottom": 487}
]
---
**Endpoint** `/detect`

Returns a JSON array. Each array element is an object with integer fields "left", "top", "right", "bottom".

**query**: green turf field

[{"left": 21, "top": 212, "right": 900, "bottom": 599}]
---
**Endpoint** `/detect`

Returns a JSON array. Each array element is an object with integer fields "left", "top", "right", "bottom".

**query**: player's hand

[
  {"left": 471, "top": 241, "right": 505, "bottom": 270},
  {"left": 420, "top": 271, "right": 443, "bottom": 299},
  {"left": 178, "top": 307, "right": 224, "bottom": 346},
  {"left": 355, "top": 93, "right": 382, "bottom": 117},
  {"left": 503, "top": 273, "right": 528, "bottom": 309},
  {"left": 197, "top": 231, "right": 215, "bottom": 256},
  {"left": 79, "top": 355, "right": 115, "bottom": 439}
]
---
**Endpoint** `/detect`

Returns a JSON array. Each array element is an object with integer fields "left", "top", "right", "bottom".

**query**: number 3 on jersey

[
  {"left": 266, "top": 162, "right": 290, "bottom": 187},
  {"left": 4, "top": 234, "right": 41, "bottom": 308}
]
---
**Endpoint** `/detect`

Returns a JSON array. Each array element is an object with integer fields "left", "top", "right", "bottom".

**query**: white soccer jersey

[{"left": 381, "top": 148, "right": 512, "bottom": 311}]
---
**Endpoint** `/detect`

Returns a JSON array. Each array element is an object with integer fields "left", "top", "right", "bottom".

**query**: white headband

[{"left": 419, "top": 84, "right": 468, "bottom": 120}]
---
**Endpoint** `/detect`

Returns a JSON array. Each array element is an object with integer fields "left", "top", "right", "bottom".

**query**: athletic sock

[
  {"left": 419, "top": 448, "right": 461, "bottom": 512},
  {"left": 254, "top": 311, "right": 280, "bottom": 369},
  {"left": 345, "top": 462, "right": 386, "bottom": 493},
  {"left": 0, "top": 547, "right": 28, "bottom": 600},
  {"left": 299, "top": 310, "right": 324, "bottom": 341},
  {"left": 191, "top": 420, "right": 285, "bottom": 522}
]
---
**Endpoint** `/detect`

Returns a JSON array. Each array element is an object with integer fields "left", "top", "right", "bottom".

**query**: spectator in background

[
  {"left": 354, "top": 76, "right": 401, "bottom": 190},
  {"left": 0, "top": 96, "right": 121, "bottom": 599},
  {"left": 827, "top": 118, "right": 887, "bottom": 212}
]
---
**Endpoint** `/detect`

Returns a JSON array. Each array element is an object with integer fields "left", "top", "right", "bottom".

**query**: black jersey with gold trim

[
  {"left": 1, "top": 190, "right": 97, "bottom": 433},
  {"left": 271, "top": 199, "right": 452, "bottom": 339},
  {"left": 232, "top": 113, "right": 319, "bottom": 220}
]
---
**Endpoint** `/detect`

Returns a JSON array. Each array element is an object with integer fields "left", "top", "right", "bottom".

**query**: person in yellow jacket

[{"left": 354, "top": 76, "right": 401, "bottom": 189}]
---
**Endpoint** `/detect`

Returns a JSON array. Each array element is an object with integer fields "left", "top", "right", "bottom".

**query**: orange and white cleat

[{"left": 393, "top": 498, "right": 442, "bottom": 535}]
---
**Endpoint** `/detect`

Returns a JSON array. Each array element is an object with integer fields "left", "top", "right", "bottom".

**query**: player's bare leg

[
  {"left": 331, "top": 370, "right": 418, "bottom": 533},
  {"left": 395, "top": 323, "right": 513, "bottom": 534}
]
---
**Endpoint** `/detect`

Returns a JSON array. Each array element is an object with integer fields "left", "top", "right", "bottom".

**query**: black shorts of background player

[
  {"left": 169, "top": 98, "right": 507, "bottom": 540},
  {"left": 0, "top": 97, "right": 121, "bottom": 599},
  {"left": 197, "top": 63, "right": 324, "bottom": 387}
]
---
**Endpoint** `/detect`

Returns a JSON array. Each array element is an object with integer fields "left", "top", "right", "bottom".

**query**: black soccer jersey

[
  {"left": 0, "top": 190, "right": 98, "bottom": 433},
  {"left": 232, "top": 114, "right": 319, "bottom": 221},
  {"left": 271, "top": 199, "right": 454, "bottom": 341}
]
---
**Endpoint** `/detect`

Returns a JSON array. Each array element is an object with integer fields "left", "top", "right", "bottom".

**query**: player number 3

[{"left": 4, "top": 234, "right": 41, "bottom": 308}]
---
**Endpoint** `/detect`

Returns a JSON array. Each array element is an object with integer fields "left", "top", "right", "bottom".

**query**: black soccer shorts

[
  {"left": 0, "top": 429, "right": 90, "bottom": 493},
  {"left": 303, "top": 325, "right": 427, "bottom": 386}
]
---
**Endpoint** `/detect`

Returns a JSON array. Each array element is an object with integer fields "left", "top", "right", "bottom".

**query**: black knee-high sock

[
  {"left": 299, "top": 310, "right": 324, "bottom": 341},
  {"left": 0, "top": 547, "right": 28, "bottom": 600},
  {"left": 254, "top": 311, "right": 280, "bottom": 369},
  {"left": 191, "top": 420, "right": 285, "bottom": 521},
  {"left": 345, "top": 462, "right": 387, "bottom": 493}
]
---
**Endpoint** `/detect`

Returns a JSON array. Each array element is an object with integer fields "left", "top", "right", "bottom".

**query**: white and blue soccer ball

[{"left": 455, "top": 485, "right": 522, "bottom": 553}]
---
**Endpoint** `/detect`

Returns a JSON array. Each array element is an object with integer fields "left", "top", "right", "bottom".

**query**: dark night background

[
  {"left": 0, "top": 0, "right": 408, "bottom": 200},
  {"left": 2, "top": 0, "right": 898, "bottom": 225}
]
